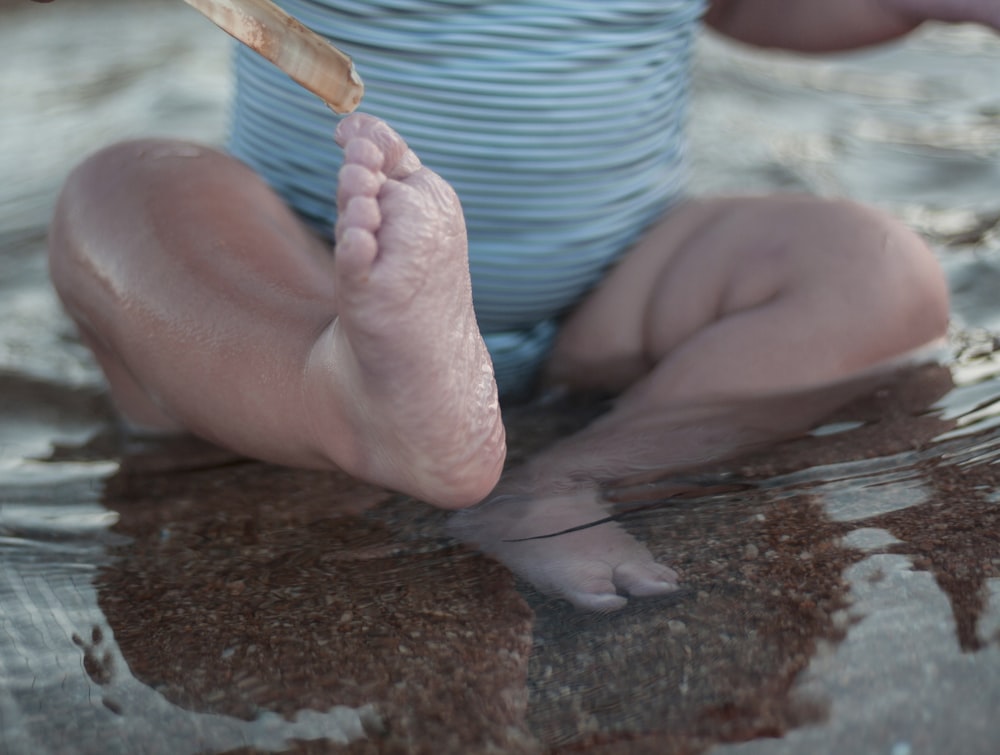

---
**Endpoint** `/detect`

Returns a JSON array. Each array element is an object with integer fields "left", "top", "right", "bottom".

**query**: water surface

[{"left": 2, "top": 3, "right": 1000, "bottom": 753}]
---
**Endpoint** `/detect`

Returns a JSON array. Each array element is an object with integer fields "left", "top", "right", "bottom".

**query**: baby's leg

[
  {"left": 450, "top": 489, "right": 680, "bottom": 611},
  {"left": 550, "top": 195, "right": 948, "bottom": 401},
  {"left": 455, "top": 194, "right": 949, "bottom": 609},
  {"left": 49, "top": 115, "right": 504, "bottom": 508}
]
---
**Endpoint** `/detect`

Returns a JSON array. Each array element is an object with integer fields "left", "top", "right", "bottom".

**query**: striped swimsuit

[{"left": 228, "top": 0, "right": 705, "bottom": 399}]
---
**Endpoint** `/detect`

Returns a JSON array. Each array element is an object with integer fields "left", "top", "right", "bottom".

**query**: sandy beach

[{"left": 2, "top": 2, "right": 1000, "bottom": 752}]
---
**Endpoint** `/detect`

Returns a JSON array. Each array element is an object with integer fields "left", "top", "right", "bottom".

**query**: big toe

[
  {"left": 550, "top": 559, "right": 678, "bottom": 611},
  {"left": 613, "top": 560, "right": 680, "bottom": 597},
  {"left": 334, "top": 112, "right": 379, "bottom": 144},
  {"left": 335, "top": 113, "right": 420, "bottom": 180}
]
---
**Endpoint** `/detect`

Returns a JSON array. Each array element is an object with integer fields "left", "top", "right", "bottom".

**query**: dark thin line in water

[
  {"left": 501, "top": 480, "right": 756, "bottom": 542},
  {"left": 500, "top": 508, "right": 653, "bottom": 542}
]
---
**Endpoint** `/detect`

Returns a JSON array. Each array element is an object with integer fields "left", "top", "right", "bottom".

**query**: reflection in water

[
  {"left": 775, "top": 443, "right": 1000, "bottom": 656},
  {"left": 95, "top": 464, "right": 535, "bottom": 751},
  {"left": 717, "top": 554, "right": 1000, "bottom": 755},
  {"left": 523, "top": 481, "right": 853, "bottom": 749},
  {"left": 449, "top": 354, "right": 946, "bottom": 613},
  {"left": 4, "top": 357, "right": 999, "bottom": 753},
  {"left": 0, "top": 465, "right": 377, "bottom": 753},
  {"left": 3, "top": 2, "right": 1000, "bottom": 752}
]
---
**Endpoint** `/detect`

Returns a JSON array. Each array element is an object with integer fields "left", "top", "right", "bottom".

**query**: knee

[
  {"left": 818, "top": 198, "right": 950, "bottom": 357},
  {"left": 54, "top": 139, "right": 184, "bottom": 236},
  {"left": 56, "top": 139, "right": 213, "bottom": 213},
  {"left": 50, "top": 142, "right": 141, "bottom": 290},
  {"left": 50, "top": 139, "right": 218, "bottom": 266}
]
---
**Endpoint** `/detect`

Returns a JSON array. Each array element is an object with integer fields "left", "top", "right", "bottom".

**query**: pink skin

[
  {"left": 49, "top": 115, "right": 504, "bottom": 510},
  {"left": 46, "top": 0, "right": 987, "bottom": 610},
  {"left": 29, "top": 0, "right": 1000, "bottom": 28},
  {"left": 450, "top": 491, "right": 680, "bottom": 612},
  {"left": 705, "top": 0, "right": 1000, "bottom": 52},
  {"left": 48, "top": 113, "right": 681, "bottom": 611},
  {"left": 49, "top": 111, "right": 950, "bottom": 612},
  {"left": 877, "top": 0, "right": 1000, "bottom": 29},
  {"left": 449, "top": 346, "right": 947, "bottom": 611},
  {"left": 308, "top": 117, "right": 505, "bottom": 507}
]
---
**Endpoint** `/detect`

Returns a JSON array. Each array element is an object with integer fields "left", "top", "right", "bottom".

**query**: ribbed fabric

[{"left": 228, "top": 0, "right": 705, "bottom": 398}]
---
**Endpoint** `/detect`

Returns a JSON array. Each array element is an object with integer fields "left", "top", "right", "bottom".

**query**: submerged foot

[
  {"left": 449, "top": 487, "right": 679, "bottom": 611},
  {"left": 306, "top": 113, "right": 504, "bottom": 508}
]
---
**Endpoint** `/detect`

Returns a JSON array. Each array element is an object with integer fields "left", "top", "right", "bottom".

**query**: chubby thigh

[
  {"left": 545, "top": 193, "right": 950, "bottom": 402},
  {"left": 48, "top": 139, "right": 341, "bottom": 464}
]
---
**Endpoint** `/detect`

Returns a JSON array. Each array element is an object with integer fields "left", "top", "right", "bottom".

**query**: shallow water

[{"left": 2, "top": 2, "right": 1000, "bottom": 753}]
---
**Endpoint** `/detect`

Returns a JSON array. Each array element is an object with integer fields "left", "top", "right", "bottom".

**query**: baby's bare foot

[
  {"left": 449, "top": 488, "right": 679, "bottom": 611},
  {"left": 305, "top": 113, "right": 504, "bottom": 508}
]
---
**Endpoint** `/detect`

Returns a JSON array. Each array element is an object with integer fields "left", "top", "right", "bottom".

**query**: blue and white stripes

[{"left": 228, "top": 0, "right": 705, "bottom": 396}]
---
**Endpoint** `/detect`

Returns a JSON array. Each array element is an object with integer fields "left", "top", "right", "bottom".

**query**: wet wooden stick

[{"left": 182, "top": 0, "right": 364, "bottom": 113}]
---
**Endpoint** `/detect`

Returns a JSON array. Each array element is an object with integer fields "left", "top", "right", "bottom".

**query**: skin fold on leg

[
  {"left": 49, "top": 116, "right": 949, "bottom": 611},
  {"left": 48, "top": 114, "right": 505, "bottom": 509},
  {"left": 452, "top": 194, "right": 950, "bottom": 610}
]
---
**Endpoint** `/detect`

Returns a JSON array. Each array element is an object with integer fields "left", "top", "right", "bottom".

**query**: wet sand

[{"left": 3, "top": 2, "right": 1000, "bottom": 753}]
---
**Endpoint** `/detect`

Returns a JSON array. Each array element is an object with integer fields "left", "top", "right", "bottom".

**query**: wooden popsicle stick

[{"left": 182, "top": 0, "right": 364, "bottom": 113}]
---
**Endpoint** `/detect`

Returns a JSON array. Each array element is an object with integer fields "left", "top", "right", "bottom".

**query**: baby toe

[
  {"left": 613, "top": 560, "right": 680, "bottom": 597},
  {"left": 333, "top": 112, "right": 379, "bottom": 145},
  {"left": 543, "top": 566, "right": 629, "bottom": 612},
  {"left": 343, "top": 137, "right": 386, "bottom": 172},
  {"left": 333, "top": 226, "right": 378, "bottom": 285},
  {"left": 336, "top": 163, "right": 384, "bottom": 212}
]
